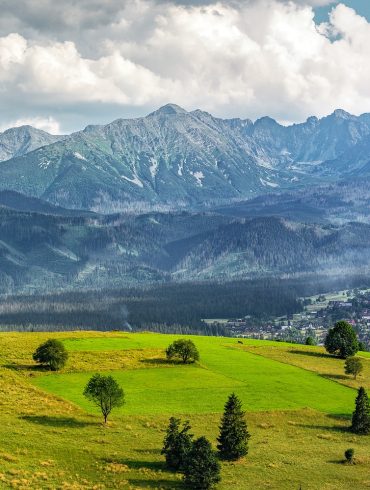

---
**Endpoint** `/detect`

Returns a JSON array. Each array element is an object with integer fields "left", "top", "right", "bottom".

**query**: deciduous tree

[
  {"left": 166, "top": 339, "right": 199, "bottom": 363},
  {"left": 33, "top": 339, "right": 68, "bottom": 371},
  {"left": 83, "top": 374, "right": 124, "bottom": 423},
  {"left": 345, "top": 357, "right": 363, "bottom": 379},
  {"left": 324, "top": 321, "right": 359, "bottom": 358}
]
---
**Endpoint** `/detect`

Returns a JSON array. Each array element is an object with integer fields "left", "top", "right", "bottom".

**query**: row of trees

[{"left": 162, "top": 393, "right": 249, "bottom": 489}]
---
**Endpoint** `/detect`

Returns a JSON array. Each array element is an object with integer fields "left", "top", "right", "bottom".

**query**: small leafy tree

[
  {"left": 183, "top": 436, "right": 221, "bottom": 489},
  {"left": 345, "top": 357, "right": 363, "bottom": 380},
  {"left": 33, "top": 339, "right": 68, "bottom": 371},
  {"left": 217, "top": 393, "right": 250, "bottom": 460},
  {"left": 344, "top": 448, "right": 354, "bottom": 464},
  {"left": 162, "top": 417, "right": 193, "bottom": 471},
  {"left": 358, "top": 341, "right": 367, "bottom": 352},
  {"left": 166, "top": 339, "right": 199, "bottom": 364},
  {"left": 83, "top": 374, "right": 124, "bottom": 423},
  {"left": 305, "top": 336, "right": 315, "bottom": 346},
  {"left": 324, "top": 321, "right": 359, "bottom": 358},
  {"left": 351, "top": 387, "right": 370, "bottom": 435}
]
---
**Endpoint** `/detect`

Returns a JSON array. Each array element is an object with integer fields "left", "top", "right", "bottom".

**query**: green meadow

[
  {"left": 0, "top": 331, "right": 369, "bottom": 489},
  {"left": 35, "top": 335, "right": 355, "bottom": 415}
]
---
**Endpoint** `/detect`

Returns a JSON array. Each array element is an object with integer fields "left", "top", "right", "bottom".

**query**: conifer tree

[
  {"left": 351, "top": 387, "right": 370, "bottom": 435},
  {"left": 161, "top": 417, "right": 193, "bottom": 471},
  {"left": 183, "top": 436, "right": 221, "bottom": 489},
  {"left": 217, "top": 393, "right": 250, "bottom": 460}
]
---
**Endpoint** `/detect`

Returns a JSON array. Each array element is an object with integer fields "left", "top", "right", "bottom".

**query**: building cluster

[{"left": 210, "top": 289, "right": 370, "bottom": 349}]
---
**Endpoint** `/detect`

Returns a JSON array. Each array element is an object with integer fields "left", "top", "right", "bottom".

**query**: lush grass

[
  {"left": 0, "top": 331, "right": 369, "bottom": 489},
  {"left": 35, "top": 335, "right": 356, "bottom": 415},
  {"left": 240, "top": 341, "right": 370, "bottom": 391}
]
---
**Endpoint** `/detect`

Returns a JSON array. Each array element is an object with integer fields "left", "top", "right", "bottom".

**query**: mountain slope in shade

[
  {"left": 0, "top": 105, "right": 370, "bottom": 211},
  {"left": 1, "top": 204, "right": 370, "bottom": 293},
  {"left": 0, "top": 126, "right": 64, "bottom": 162}
]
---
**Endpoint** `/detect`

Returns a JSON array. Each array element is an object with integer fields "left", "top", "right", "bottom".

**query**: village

[{"left": 205, "top": 288, "right": 370, "bottom": 350}]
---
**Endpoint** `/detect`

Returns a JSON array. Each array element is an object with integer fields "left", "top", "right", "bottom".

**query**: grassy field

[{"left": 0, "top": 331, "right": 369, "bottom": 489}]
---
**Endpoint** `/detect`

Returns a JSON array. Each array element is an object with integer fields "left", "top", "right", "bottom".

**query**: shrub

[
  {"left": 33, "top": 339, "right": 68, "bottom": 371},
  {"left": 344, "top": 448, "right": 354, "bottom": 464}
]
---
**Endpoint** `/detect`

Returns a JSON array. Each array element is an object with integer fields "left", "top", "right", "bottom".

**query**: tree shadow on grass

[
  {"left": 327, "top": 413, "right": 352, "bottom": 421},
  {"left": 4, "top": 363, "right": 48, "bottom": 373},
  {"left": 297, "top": 415, "right": 350, "bottom": 433},
  {"left": 288, "top": 350, "right": 333, "bottom": 359},
  {"left": 298, "top": 424, "right": 348, "bottom": 433},
  {"left": 128, "top": 478, "right": 183, "bottom": 489},
  {"left": 20, "top": 415, "right": 97, "bottom": 428},
  {"left": 102, "top": 457, "right": 165, "bottom": 472},
  {"left": 140, "top": 358, "right": 186, "bottom": 366},
  {"left": 324, "top": 374, "right": 348, "bottom": 381},
  {"left": 134, "top": 448, "right": 162, "bottom": 455}
]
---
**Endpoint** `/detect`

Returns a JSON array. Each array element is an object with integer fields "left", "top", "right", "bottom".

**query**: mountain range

[
  {"left": 1, "top": 105, "right": 370, "bottom": 293},
  {"left": 1, "top": 105, "right": 370, "bottom": 212}
]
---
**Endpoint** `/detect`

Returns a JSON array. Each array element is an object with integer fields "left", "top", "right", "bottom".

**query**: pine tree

[
  {"left": 161, "top": 417, "right": 193, "bottom": 471},
  {"left": 351, "top": 387, "right": 370, "bottom": 435},
  {"left": 183, "top": 436, "right": 221, "bottom": 489},
  {"left": 217, "top": 393, "right": 250, "bottom": 460}
]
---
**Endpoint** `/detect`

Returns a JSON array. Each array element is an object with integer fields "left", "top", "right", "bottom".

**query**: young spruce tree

[
  {"left": 351, "top": 387, "right": 370, "bottom": 435},
  {"left": 162, "top": 417, "right": 193, "bottom": 471},
  {"left": 217, "top": 393, "right": 250, "bottom": 460},
  {"left": 183, "top": 436, "right": 221, "bottom": 489}
]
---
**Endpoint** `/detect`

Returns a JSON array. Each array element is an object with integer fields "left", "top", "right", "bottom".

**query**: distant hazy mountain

[
  {"left": 1, "top": 202, "right": 370, "bottom": 294},
  {"left": 0, "top": 105, "right": 370, "bottom": 211},
  {"left": 0, "top": 125, "right": 64, "bottom": 162}
]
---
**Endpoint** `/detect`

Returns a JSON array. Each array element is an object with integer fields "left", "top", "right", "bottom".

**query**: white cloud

[{"left": 0, "top": 1, "right": 369, "bottom": 131}]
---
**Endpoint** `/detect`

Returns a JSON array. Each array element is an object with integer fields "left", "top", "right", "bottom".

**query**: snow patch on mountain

[
  {"left": 260, "top": 178, "right": 279, "bottom": 188},
  {"left": 121, "top": 173, "right": 144, "bottom": 188},
  {"left": 74, "top": 152, "right": 87, "bottom": 161},
  {"left": 149, "top": 157, "right": 158, "bottom": 179},
  {"left": 190, "top": 171, "right": 205, "bottom": 187}
]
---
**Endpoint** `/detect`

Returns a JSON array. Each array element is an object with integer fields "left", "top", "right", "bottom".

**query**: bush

[
  {"left": 161, "top": 417, "right": 193, "bottom": 471},
  {"left": 344, "top": 448, "right": 354, "bottom": 464},
  {"left": 324, "top": 321, "right": 359, "bottom": 358},
  {"left": 183, "top": 436, "right": 221, "bottom": 489},
  {"left": 166, "top": 339, "right": 200, "bottom": 363},
  {"left": 33, "top": 339, "right": 68, "bottom": 371}
]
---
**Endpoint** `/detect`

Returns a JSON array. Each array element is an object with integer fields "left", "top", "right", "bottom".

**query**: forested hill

[{"left": 1, "top": 203, "right": 370, "bottom": 294}]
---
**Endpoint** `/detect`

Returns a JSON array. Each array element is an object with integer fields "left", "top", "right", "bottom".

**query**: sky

[{"left": 0, "top": 0, "right": 370, "bottom": 134}]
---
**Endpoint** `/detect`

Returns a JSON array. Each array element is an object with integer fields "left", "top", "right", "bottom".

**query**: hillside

[
  {"left": 1, "top": 107, "right": 370, "bottom": 211},
  {"left": 0, "top": 331, "right": 369, "bottom": 489},
  {"left": 2, "top": 203, "right": 370, "bottom": 293}
]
